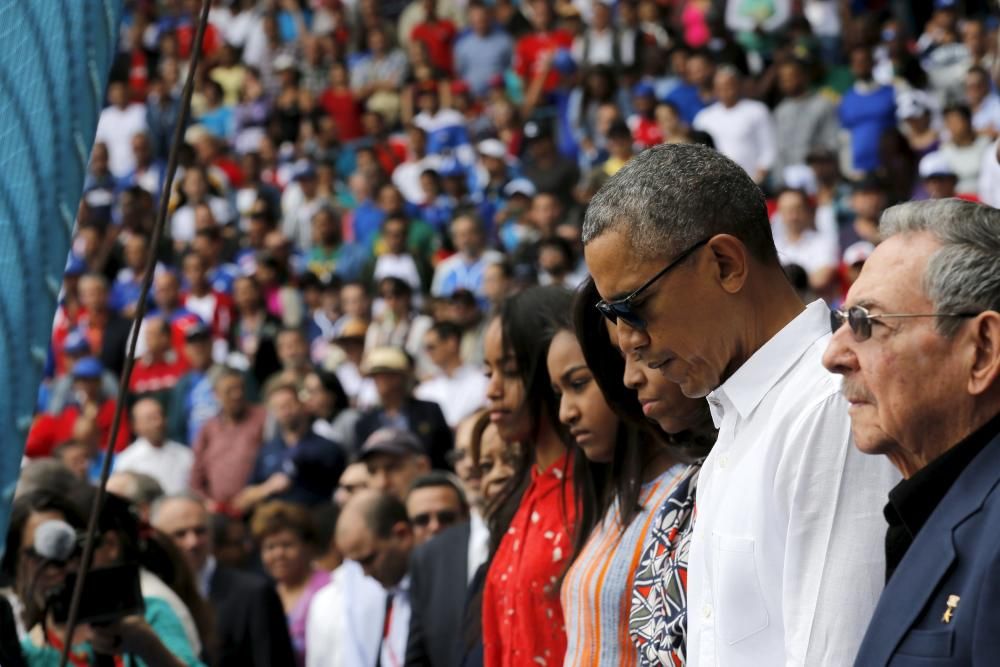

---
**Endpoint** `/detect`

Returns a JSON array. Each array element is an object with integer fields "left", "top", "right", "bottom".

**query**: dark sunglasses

[
  {"left": 411, "top": 510, "right": 460, "bottom": 529},
  {"left": 595, "top": 238, "right": 710, "bottom": 330},
  {"left": 830, "top": 305, "right": 979, "bottom": 342}
]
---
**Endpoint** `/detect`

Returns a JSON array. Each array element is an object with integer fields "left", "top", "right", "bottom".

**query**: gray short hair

[
  {"left": 581, "top": 143, "right": 777, "bottom": 264},
  {"left": 880, "top": 199, "right": 1000, "bottom": 336}
]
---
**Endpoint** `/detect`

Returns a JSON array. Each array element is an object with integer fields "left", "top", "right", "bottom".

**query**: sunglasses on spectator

[
  {"left": 830, "top": 305, "right": 979, "bottom": 342},
  {"left": 411, "top": 510, "right": 460, "bottom": 529},
  {"left": 595, "top": 238, "right": 710, "bottom": 331}
]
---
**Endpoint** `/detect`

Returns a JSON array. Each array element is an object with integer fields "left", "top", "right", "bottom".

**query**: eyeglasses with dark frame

[
  {"left": 830, "top": 304, "right": 979, "bottom": 342},
  {"left": 594, "top": 238, "right": 711, "bottom": 330}
]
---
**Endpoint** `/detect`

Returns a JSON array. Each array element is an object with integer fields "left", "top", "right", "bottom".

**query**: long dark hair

[
  {"left": 573, "top": 278, "right": 716, "bottom": 460},
  {"left": 313, "top": 369, "right": 350, "bottom": 421},
  {"left": 487, "top": 286, "right": 575, "bottom": 555}
]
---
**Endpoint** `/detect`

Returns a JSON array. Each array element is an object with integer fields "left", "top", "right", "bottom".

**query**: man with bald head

[
  {"left": 306, "top": 490, "right": 413, "bottom": 667},
  {"left": 152, "top": 494, "right": 293, "bottom": 667}
]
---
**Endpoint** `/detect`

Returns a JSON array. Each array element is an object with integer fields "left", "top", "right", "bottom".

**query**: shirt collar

[
  {"left": 198, "top": 555, "right": 217, "bottom": 597},
  {"left": 887, "top": 410, "right": 1000, "bottom": 542},
  {"left": 708, "top": 300, "right": 832, "bottom": 426}
]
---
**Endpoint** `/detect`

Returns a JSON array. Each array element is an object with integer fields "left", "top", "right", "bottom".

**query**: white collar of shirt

[
  {"left": 468, "top": 510, "right": 490, "bottom": 584},
  {"left": 198, "top": 555, "right": 217, "bottom": 598},
  {"left": 707, "top": 300, "right": 831, "bottom": 427}
]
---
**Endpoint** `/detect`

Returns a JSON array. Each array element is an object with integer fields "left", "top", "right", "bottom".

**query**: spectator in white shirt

[
  {"left": 978, "top": 139, "right": 1000, "bottom": 207},
  {"left": 940, "top": 104, "right": 992, "bottom": 195},
  {"left": 94, "top": 80, "right": 148, "bottom": 178},
  {"left": 114, "top": 398, "right": 193, "bottom": 495},
  {"left": 772, "top": 188, "right": 839, "bottom": 295},
  {"left": 693, "top": 66, "right": 776, "bottom": 183},
  {"left": 572, "top": 0, "right": 636, "bottom": 69},
  {"left": 414, "top": 322, "right": 488, "bottom": 428},
  {"left": 965, "top": 66, "right": 1000, "bottom": 139},
  {"left": 582, "top": 144, "right": 896, "bottom": 667},
  {"left": 307, "top": 490, "right": 413, "bottom": 667}
]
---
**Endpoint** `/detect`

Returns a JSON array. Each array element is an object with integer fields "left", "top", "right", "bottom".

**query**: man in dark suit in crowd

[
  {"left": 355, "top": 346, "right": 453, "bottom": 468},
  {"left": 823, "top": 199, "right": 1000, "bottom": 665},
  {"left": 404, "top": 473, "right": 475, "bottom": 666},
  {"left": 152, "top": 494, "right": 295, "bottom": 667}
]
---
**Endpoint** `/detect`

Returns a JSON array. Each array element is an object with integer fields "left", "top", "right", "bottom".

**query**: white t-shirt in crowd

[
  {"left": 95, "top": 103, "right": 148, "bottom": 178},
  {"left": 414, "top": 364, "right": 488, "bottom": 428},
  {"left": 693, "top": 100, "right": 777, "bottom": 178},
  {"left": 114, "top": 438, "right": 194, "bottom": 496}
]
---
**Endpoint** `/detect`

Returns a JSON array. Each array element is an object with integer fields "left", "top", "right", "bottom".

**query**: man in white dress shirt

[
  {"left": 114, "top": 398, "right": 193, "bottom": 495},
  {"left": 582, "top": 143, "right": 897, "bottom": 666},
  {"left": 306, "top": 490, "right": 413, "bottom": 667}
]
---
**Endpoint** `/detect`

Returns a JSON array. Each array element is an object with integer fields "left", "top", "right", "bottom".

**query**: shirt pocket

[
  {"left": 895, "top": 628, "right": 953, "bottom": 659},
  {"left": 712, "top": 534, "right": 769, "bottom": 645}
]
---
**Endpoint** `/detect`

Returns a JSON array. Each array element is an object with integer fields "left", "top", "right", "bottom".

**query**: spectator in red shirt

[
  {"left": 129, "top": 316, "right": 189, "bottom": 398},
  {"left": 318, "top": 62, "right": 364, "bottom": 142},
  {"left": 25, "top": 357, "right": 131, "bottom": 458},
  {"left": 514, "top": 0, "right": 574, "bottom": 93},
  {"left": 410, "top": 0, "right": 458, "bottom": 75}
]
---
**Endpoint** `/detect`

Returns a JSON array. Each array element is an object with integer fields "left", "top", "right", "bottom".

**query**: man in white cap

[
  {"left": 354, "top": 347, "right": 453, "bottom": 469},
  {"left": 919, "top": 151, "right": 959, "bottom": 200}
]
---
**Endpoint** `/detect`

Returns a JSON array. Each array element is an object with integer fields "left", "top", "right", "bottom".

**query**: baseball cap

[
  {"left": 918, "top": 151, "right": 957, "bottom": 179},
  {"left": 184, "top": 321, "right": 213, "bottom": 342},
  {"left": 63, "top": 329, "right": 91, "bottom": 356},
  {"left": 504, "top": 178, "right": 537, "bottom": 199},
  {"left": 632, "top": 81, "right": 656, "bottom": 98},
  {"left": 358, "top": 428, "right": 425, "bottom": 461},
  {"left": 782, "top": 164, "right": 818, "bottom": 196},
  {"left": 334, "top": 317, "right": 369, "bottom": 341},
  {"left": 361, "top": 346, "right": 411, "bottom": 376},
  {"left": 64, "top": 254, "right": 87, "bottom": 277},
  {"left": 292, "top": 161, "right": 317, "bottom": 182},
  {"left": 852, "top": 174, "right": 885, "bottom": 193},
  {"left": 843, "top": 241, "right": 875, "bottom": 267},
  {"left": 477, "top": 139, "right": 507, "bottom": 160},
  {"left": 274, "top": 53, "right": 297, "bottom": 71},
  {"left": 71, "top": 357, "right": 103, "bottom": 380},
  {"left": 896, "top": 90, "right": 932, "bottom": 121}
]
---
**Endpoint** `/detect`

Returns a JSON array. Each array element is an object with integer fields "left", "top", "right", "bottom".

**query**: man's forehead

[{"left": 584, "top": 228, "right": 659, "bottom": 300}]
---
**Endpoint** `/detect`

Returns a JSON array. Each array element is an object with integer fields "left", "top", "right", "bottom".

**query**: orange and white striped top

[{"left": 560, "top": 464, "right": 687, "bottom": 667}]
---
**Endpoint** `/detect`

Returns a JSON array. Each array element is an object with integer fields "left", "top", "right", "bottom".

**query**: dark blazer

[
  {"left": 405, "top": 522, "right": 471, "bottom": 666},
  {"left": 209, "top": 565, "right": 295, "bottom": 667},
  {"left": 356, "top": 397, "right": 453, "bottom": 469},
  {"left": 854, "top": 428, "right": 1000, "bottom": 666},
  {"left": 99, "top": 313, "right": 132, "bottom": 377}
]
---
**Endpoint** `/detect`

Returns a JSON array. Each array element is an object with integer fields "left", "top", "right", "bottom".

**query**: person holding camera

[{"left": 2, "top": 490, "right": 204, "bottom": 667}]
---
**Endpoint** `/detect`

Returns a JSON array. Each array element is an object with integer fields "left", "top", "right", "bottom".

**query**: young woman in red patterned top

[{"left": 481, "top": 286, "right": 576, "bottom": 667}]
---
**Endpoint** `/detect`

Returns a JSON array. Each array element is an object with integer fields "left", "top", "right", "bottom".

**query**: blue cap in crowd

[{"left": 71, "top": 356, "right": 103, "bottom": 380}]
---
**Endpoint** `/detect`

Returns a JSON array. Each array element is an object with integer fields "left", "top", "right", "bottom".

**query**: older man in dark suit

[
  {"left": 152, "top": 494, "right": 295, "bottom": 667},
  {"left": 824, "top": 199, "right": 1000, "bottom": 666}
]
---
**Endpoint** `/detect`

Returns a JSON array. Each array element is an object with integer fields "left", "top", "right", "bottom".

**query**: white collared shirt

[
  {"left": 467, "top": 510, "right": 490, "bottom": 585},
  {"left": 306, "top": 561, "right": 402, "bottom": 667},
  {"left": 687, "top": 300, "right": 899, "bottom": 667}
]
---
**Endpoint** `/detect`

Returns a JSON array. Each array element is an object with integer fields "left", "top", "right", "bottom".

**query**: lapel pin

[{"left": 942, "top": 595, "right": 960, "bottom": 624}]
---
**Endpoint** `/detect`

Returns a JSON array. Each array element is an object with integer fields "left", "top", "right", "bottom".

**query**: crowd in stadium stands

[{"left": 2, "top": 0, "right": 1000, "bottom": 666}]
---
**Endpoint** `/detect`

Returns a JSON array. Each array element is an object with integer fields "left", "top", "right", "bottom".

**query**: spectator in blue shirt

[
  {"left": 455, "top": 2, "right": 514, "bottom": 98},
  {"left": 236, "top": 383, "right": 346, "bottom": 512},
  {"left": 840, "top": 45, "right": 897, "bottom": 174}
]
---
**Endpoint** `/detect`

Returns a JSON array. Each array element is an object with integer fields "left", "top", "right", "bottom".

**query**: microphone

[{"left": 33, "top": 519, "right": 79, "bottom": 563}]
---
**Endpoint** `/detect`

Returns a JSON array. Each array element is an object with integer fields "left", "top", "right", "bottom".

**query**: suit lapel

[{"left": 860, "top": 431, "right": 1000, "bottom": 665}]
